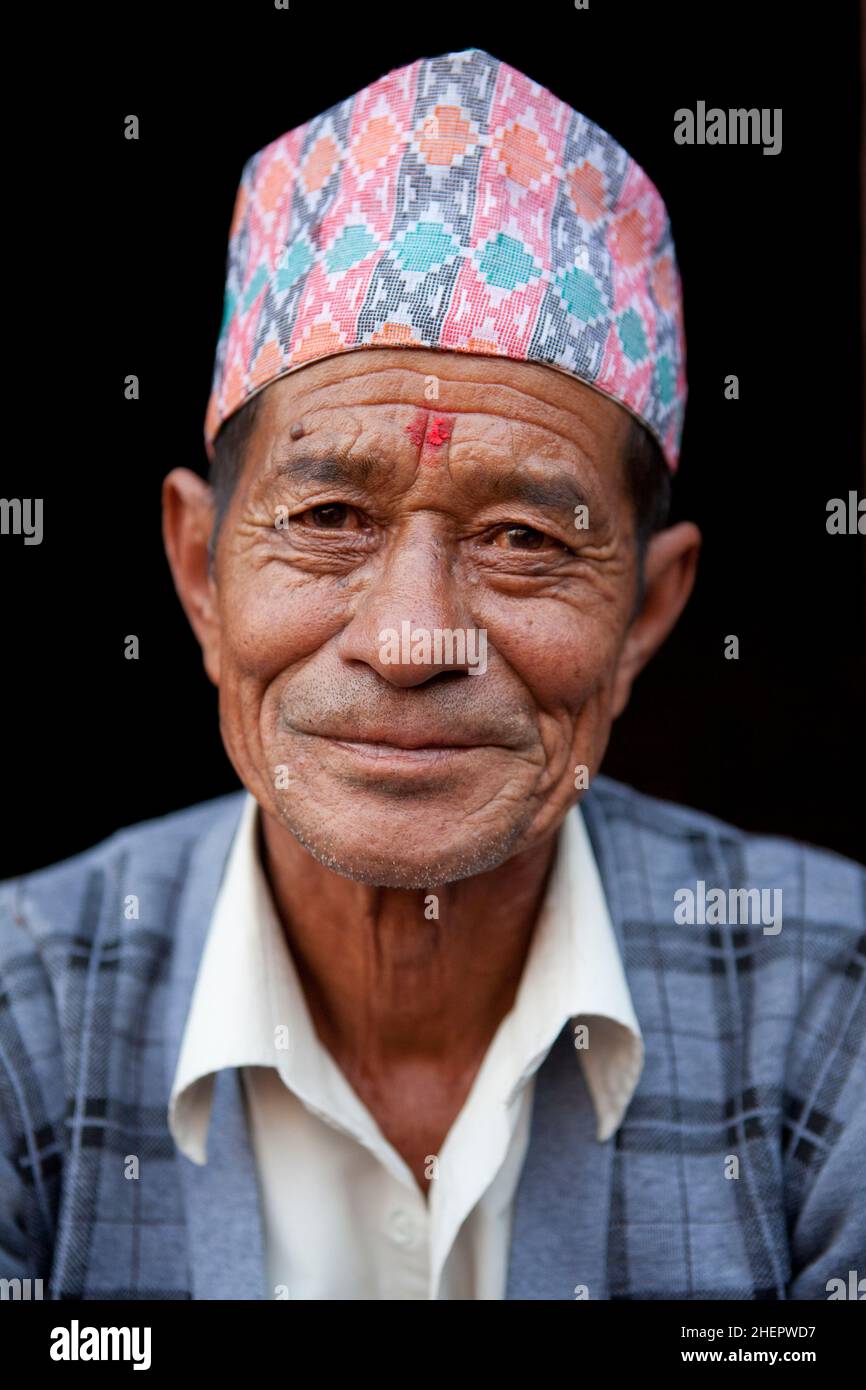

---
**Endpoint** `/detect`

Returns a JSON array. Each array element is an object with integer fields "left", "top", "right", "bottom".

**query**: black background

[{"left": 3, "top": 0, "right": 864, "bottom": 875}]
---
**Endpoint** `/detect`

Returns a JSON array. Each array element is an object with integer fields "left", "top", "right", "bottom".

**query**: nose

[{"left": 336, "top": 518, "right": 484, "bottom": 688}]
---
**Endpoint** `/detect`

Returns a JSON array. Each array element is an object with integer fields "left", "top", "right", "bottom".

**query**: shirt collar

[
  {"left": 522, "top": 801, "right": 645, "bottom": 1140},
  {"left": 169, "top": 793, "right": 643, "bottom": 1163}
]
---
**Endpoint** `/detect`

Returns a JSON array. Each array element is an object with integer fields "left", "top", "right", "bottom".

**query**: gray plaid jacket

[{"left": 1, "top": 777, "right": 864, "bottom": 1300}]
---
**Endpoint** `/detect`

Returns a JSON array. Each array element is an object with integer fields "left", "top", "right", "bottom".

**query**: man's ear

[
  {"left": 611, "top": 521, "right": 701, "bottom": 719},
  {"left": 162, "top": 468, "right": 221, "bottom": 686}
]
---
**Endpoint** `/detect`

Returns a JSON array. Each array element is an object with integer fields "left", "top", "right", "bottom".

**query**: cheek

[
  {"left": 217, "top": 566, "right": 346, "bottom": 684},
  {"left": 489, "top": 595, "right": 625, "bottom": 711}
]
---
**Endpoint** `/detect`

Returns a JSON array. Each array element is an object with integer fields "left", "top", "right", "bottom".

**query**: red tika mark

[
  {"left": 405, "top": 415, "right": 427, "bottom": 448},
  {"left": 426, "top": 417, "right": 451, "bottom": 447}
]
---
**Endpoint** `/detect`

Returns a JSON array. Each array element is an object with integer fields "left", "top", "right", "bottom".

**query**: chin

[{"left": 273, "top": 802, "right": 529, "bottom": 889}]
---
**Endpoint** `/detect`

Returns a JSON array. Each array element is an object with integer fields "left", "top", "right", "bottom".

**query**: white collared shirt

[{"left": 169, "top": 794, "right": 644, "bottom": 1300}]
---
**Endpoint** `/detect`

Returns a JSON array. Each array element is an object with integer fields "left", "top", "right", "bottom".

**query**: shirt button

[{"left": 386, "top": 1208, "right": 415, "bottom": 1247}]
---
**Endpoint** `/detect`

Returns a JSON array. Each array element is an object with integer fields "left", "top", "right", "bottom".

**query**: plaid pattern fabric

[
  {"left": 204, "top": 48, "right": 687, "bottom": 471},
  {"left": 1, "top": 778, "right": 863, "bottom": 1300}
]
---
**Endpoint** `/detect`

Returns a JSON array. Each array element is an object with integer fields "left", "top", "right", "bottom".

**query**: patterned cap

[{"left": 205, "top": 48, "right": 686, "bottom": 470}]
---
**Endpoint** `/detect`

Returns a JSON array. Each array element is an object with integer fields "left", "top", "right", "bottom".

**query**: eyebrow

[
  {"left": 272, "top": 454, "right": 378, "bottom": 489},
  {"left": 271, "top": 450, "right": 593, "bottom": 514},
  {"left": 478, "top": 471, "right": 592, "bottom": 513}
]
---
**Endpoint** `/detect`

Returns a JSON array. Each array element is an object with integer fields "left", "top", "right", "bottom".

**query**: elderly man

[{"left": 1, "top": 49, "right": 864, "bottom": 1302}]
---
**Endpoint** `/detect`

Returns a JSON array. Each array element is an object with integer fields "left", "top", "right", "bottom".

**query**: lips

[{"left": 321, "top": 731, "right": 487, "bottom": 751}]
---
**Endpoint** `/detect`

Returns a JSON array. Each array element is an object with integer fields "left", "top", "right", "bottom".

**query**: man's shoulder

[
  {"left": 589, "top": 776, "right": 866, "bottom": 1139},
  {"left": 0, "top": 792, "right": 246, "bottom": 951},
  {"left": 587, "top": 773, "right": 866, "bottom": 933},
  {"left": 589, "top": 772, "right": 866, "bottom": 891}
]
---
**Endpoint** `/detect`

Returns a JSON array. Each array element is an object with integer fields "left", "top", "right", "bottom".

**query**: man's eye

[
  {"left": 491, "top": 524, "right": 561, "bottom": 551},
  {"left": 297, "top": 503, "right": 355, "bottom": 528}
]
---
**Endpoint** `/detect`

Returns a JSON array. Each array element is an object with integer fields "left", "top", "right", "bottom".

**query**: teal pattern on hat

[{"left": 206, "top": 48, "right": 687, "bottom": 470}]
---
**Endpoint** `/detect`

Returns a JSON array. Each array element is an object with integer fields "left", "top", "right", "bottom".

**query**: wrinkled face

[{"left": 168, "top": 348, "right": 695, "bottom": 888}]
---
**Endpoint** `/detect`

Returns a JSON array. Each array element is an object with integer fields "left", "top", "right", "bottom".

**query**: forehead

[
  {"left": 237, "top": 348, "right": 633, "bottom": 502},
  {"left": 261, "top": 346, "right": 624, "bottom": 430}
]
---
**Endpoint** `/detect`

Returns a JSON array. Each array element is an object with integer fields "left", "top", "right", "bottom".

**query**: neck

[{"left": 258, "top": 809, "right": 558, "bottom": 1080}]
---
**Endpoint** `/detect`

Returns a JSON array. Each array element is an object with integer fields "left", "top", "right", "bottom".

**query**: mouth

[
  {"left": 325, "top": 733, "right": 492, "bottom": 767},
  {"left": 330, "top": 737, "right": 485, "bottom": 759},
  {"left": 303, "top": 724, "right": 501, "bottom": 751},
  {"left": 332, "top": 733, "right": 485, "bottom": 751},
  {"left": 301, "top": 730, "right": 501, "bottom": 775}
]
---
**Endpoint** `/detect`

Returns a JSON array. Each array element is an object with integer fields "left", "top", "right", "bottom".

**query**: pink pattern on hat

[{"left": 206, "top": 49, "right": 687, "bottom": 470}]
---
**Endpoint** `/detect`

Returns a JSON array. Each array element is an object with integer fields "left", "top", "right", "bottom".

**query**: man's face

[{"left": 165, "top": 348, "right": 697, "bottom": 888}]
